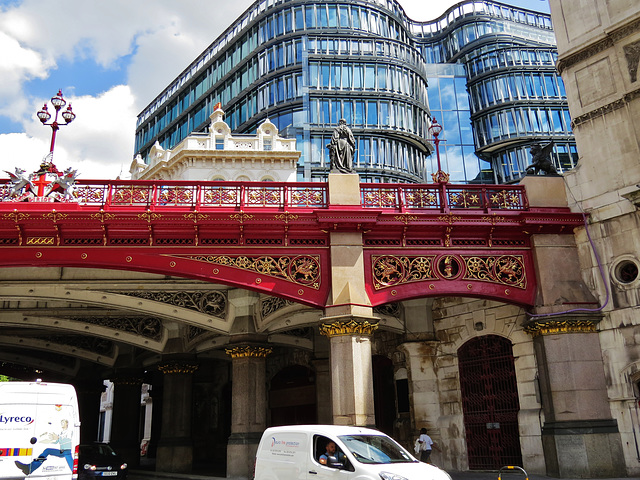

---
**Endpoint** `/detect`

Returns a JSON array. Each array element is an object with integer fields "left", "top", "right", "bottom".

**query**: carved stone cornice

[
  {"left": 523, "top": 318, "right": 599, "bottom": 337},
  {"left": 225, "top": 345, "right": 272, "bottom": 358},
  {"left": 556, "top": 16, "right": 640, "bottom": 74},
  {"left": 157, "top": 362, "right": 199, "bottom": 375},
  {"left": 572, "top": 87, "right": 640, "bottom": 128},
  {"left": 319, "top": 319, "right": 379, "bottom": 338}
]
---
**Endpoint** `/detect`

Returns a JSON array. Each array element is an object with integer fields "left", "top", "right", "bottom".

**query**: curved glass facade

[{"left": 135, "top": 0, "right": 576, "bottom": 184}]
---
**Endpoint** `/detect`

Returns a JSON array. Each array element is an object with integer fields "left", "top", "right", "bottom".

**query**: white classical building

[{"left": 130, "top": 106, "right": 299, "bottom": 182}]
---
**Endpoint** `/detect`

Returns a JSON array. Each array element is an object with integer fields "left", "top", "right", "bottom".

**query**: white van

[
  {"left": 0, "top": 381, "right": 80, "bottom": 480},
  {"left": 254, "top": 425, "right": 451, "bottom": 480}
]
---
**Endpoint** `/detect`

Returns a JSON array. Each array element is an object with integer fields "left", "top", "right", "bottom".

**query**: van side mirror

[{"left": 326, "top": 455, "right": 344, "bottom": 469}]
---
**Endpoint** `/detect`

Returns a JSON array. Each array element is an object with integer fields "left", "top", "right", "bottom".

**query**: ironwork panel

[{"left": 458, "top": 335, "right": 523, "bottom": 470}]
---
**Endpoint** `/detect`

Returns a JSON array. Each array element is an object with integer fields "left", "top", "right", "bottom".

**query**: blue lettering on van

[
  {"left": 270, "top": 437, "right": 300, "bottom": 448},
  {"left": 0, "top": 415, "right": 34, "bottom": 425}
]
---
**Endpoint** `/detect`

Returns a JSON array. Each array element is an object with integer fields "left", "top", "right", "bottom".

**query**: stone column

[
  {"left": 75, "top": 377, "right": 105, "bottom": 444},
  {"left": 522, "top": 175, "right": 625, "bottom": 477},
  {"left": 155, "top": 360, "right": 198, "bottom": 473},
  {"left": 225, "top": 345, "right": 271, "bottom": 480},
  {"left": 319, "top": 318, "right": 378, "bottom": 426},
  {"left": 109, "top": 373, "right": 143, "bottom": 468},
  {"left": 525, "top": 319, "right": 625, "bottom": 477}
]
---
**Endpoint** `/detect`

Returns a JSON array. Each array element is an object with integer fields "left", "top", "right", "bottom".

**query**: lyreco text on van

[
  {"left": 0, "top": 381, "right": 81, "bottom": 480},
  {"left": 254, "top": 425, "right": 452, "bottom": 480}
]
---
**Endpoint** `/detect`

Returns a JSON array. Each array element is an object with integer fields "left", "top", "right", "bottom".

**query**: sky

[{"left": 0, "top": 0, "right": 550, "bottom": 180}]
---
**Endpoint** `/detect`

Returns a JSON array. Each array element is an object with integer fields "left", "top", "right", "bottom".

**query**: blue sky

[{"left": 0, "top": 0, "right": 550, "bottom": 180}]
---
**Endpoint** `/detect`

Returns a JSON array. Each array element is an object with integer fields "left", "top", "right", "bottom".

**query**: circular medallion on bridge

[
  {"left": 493, "top": 255, "right": 525, "bottom": 285},
  {"left": 436, "top": 255, "right": 462, "bottom": 280},
  {"left": 289, "top": 255, "right": 320, "bottom": 285}
]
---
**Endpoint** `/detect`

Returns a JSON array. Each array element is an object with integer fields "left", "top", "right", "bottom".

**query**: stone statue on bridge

[{"left": 327, "top": 119, "right": 356, "bottom": 174}]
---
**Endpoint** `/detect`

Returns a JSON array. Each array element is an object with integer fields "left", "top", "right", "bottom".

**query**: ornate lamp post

[
  {"left": 37, "top": 89, "right": 76, "bottom": 160},
  {"left": 33, "top": 90, "right": 76, "bottom": 196},
  {"left": 429, "top": 117, "right": 449, "bottom": 184}
]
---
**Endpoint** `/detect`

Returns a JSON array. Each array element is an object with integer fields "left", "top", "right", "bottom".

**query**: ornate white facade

[{"left": 130, "top": 107, "right": 299, "bottom": 182}]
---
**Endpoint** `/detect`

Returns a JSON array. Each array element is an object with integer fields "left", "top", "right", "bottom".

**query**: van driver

[{"left": 319, "top": 441, "right": 345, "bottom": 466}]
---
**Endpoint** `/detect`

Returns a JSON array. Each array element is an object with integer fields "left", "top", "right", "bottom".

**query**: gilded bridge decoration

[
  {"left": 372, "top": 255, "right": 437, "bottom": 289},
  {"left": 523, "top": 319, "right": 598, "bottom": 337},
  {"left": 170, "top": 254, "right": 321, "bottom": 289},
  {"left": 225, "top": 345, "right": 273, "bottom": 358},
  {"left": 112, "top": 290, "right": 226, "bottom": 316},
  {"left": 158, "top": 362, "right": 199, "bottom": 374},
  {"left": 319, "top": 319, "right": 379, "bottom": 338},
  {"left": 372, "top": 254, "right": 527, "bottom": 290}
]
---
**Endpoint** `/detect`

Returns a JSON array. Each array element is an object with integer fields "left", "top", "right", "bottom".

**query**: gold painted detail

[
  {"left": 4, "top": 211, "right": 30, "bottom": 222},
  {"left": 26, "top": 237, "right": 55, "bottom": 245},
  {"left": 274, "top": 212, "right": 299, "bottom": 223},
  {"left": 371, "top": 254, "right": 527, "bottom": 290},
  {"left": 157, "top": 362, "right": 199, "bottom": 374},
  {"left": 90, "top": 211, "right": 116, "bottom": 221},
  {"left": 372, "top": 255, "right": 436, "bottom": 289},
  {"left": 184, "top": 212, "right": 210, "bottom": 222},
  {"left": 171, "top": 254, "right": 321, "bottom": 289},
  {"left": 229, "top": 212, "right": 254, "bottom": 223},
  {"left": 319, "top": 319, "right": 379, "bottom": 338},
  {"left": 489, "top": 191, "right": 522, "bottom": 209},
  {"left": 394, "top": 214, "right": 418, "bottom": 224},
  {"left": 448, "top": 190, "right": 480, "bottom": 208},
  {"left": 225, "top": 345, "right": 272, "bottom": 358},
  {"left": 464, "top": 255, "right": 526, "bottom": 289},
  {"left": 42, "top": 212, "right": 68, "bottom": 222},
  {"left": 524, "top": 319, "right": 598, "bottom": 337},
  {"left": 138, "top": 211, "right": 163, "bottom": 222}
]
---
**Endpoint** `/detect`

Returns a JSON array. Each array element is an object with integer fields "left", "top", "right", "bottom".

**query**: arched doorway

[
  {"left": 269, "top": 365, "right": 317, "bottom": 426},
  {"left": 458, "top": 335, "right": 522, "bottom": 469}
]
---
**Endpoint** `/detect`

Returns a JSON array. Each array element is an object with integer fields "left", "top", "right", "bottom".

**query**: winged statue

[
  {"left": 3, "top": 167, "right": 34, "bottom": 197},
  {"left": 526, "top": 142, "right": 557, "bottom": 175}
]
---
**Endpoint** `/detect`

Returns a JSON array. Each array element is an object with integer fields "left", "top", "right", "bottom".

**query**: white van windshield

[{"left": 338, "top": 435, "right": 416, "bottom": 464}]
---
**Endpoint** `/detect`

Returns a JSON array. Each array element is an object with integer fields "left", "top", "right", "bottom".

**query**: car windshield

[
  {"left": 81, "top": 444, "right": 117, "bottom": 456},
  {"left": 338, "top": 434, "right": 416, "bottom": 464}
]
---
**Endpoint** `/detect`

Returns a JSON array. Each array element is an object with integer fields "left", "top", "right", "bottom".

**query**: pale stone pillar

[
  {"left": 525, "top": 320, "right": 625, "bottom": 478},
  {"left": 225, "top": 345, "right": 271, "bottom": 480},
  {"left": 155, "top": 360, "right": 198, "bottom": 473},
  {"left": 313, "top": 358, "right": 332, "bottom": 424},
  {"left": 319, "top": 318, "right": 378, "bottom": 426},
  {"left": 523, "top": 175, "right": 625, "bottom": 477},
  {"left": 109, "top": 373, "right": 143, "bottom": 468}
]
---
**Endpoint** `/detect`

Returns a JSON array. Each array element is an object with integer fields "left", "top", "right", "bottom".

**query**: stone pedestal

[
  {"left": 109, "top": 374, "right": 143, "bottom": 468},
  {"left": 225, "top": 345, "right": 270, "bottom": 479},
  {"left": 155, "top": 361, "right": 198, "bottom": 473}
]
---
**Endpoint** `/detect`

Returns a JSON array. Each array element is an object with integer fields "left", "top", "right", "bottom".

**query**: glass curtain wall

[{"left": 134, "top": 0, "right": 576, "bottom": 184}]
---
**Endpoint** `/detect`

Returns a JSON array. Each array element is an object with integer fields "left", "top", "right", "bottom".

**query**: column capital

[
  {"left": 523, "top": 314, "right": 601, "bottom": 337},
  {"left": 319, "top": 317, "right": 379, "bottom": 338},
  {"left": 225, "top": 345, "right": 272, "bottom": 358},
  {"left": 157, "top": 361, "right": 199, "bottom": 375}
]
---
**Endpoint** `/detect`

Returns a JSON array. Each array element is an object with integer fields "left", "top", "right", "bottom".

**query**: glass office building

[{"left": 134, "top": 0, "right": 576, "bottom": 183}]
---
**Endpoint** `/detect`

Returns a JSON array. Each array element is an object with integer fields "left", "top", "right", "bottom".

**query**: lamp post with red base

[
  {"left": 35, "top": 90, "right": 76, "bottom": 196},
  {"left": 428, "top": 117, "right": 450, "bottom": 212}
]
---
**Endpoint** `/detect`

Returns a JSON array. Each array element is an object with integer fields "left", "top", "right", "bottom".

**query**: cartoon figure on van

[{"left": 14, "top": 419, "right": 74, "bottom": 476}]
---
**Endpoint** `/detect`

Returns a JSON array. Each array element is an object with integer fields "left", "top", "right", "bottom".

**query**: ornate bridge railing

[
  {"left": 360, "top": 183, "right": 528, "bottom": 212},
  {"left": 0, "top": 179, "right": 529, "bottom": 213},
  {"left": 0, "top": 180, "right": 328, "bottom": 210}
]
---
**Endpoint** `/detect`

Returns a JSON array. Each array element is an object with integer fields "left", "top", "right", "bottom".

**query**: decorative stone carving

[{"left": 623, "top": 40, "right": 640, "bottom": 83}]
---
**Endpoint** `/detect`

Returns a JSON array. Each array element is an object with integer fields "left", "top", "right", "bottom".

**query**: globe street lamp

[
  {"left": 34, "top": 90, "right": 76, "bottom": 196},
  {"left": 428, "top": 117, "right": 449, "bottom": 184},
  {"left": 37, "top": 89, "right": 76, "bottom": 160}
]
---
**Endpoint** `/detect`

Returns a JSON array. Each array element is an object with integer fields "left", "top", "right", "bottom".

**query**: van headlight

[{"left": 379, "top": 472, "right": 408, "bottom": 480}]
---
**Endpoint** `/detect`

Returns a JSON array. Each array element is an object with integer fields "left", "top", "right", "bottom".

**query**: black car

[{"left": 78, "top": 443, "right": 128, "bottom": 479}]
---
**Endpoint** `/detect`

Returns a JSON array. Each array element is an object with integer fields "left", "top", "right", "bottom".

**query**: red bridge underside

[{"left": 0, "top": 180, "right": 584, "bottom": 308}]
